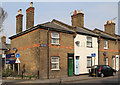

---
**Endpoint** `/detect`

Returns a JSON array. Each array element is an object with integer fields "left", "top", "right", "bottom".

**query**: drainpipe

[
  {"left": 47, "top": 28, "right": 50, "bottom": 79},
  {"left": 98, "top": 33, "right": 101, "bottom": 65}
]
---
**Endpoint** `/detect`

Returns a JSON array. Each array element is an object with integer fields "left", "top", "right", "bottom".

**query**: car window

[
  {"left": 106, "top": 66, "right": 111, "bottom": 69},
  {"left": 102, "top": 66, "right": 107, "bottom": 69},
  {"left": 94, "top": 66, "right": 97, "bottom": 68}
]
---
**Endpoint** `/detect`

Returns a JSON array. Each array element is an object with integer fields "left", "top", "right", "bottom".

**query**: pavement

[
  {"left": 1, "top": 73, "right": 119, "bottom": 84},
  {"left": 1, "top": 75, "right": 103, "bottom": 84}
]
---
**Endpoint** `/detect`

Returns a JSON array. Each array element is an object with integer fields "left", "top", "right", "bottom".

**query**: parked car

[{"left": 89, "top": 65, "right": 117, "bottom": 77}]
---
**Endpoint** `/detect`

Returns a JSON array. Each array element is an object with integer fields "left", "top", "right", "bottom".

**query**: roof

[
  {"left": 9, "top": 21, "right": 75, "bottom": 39},
  {"left": 94, "top": 28, "right": 118, "bottom": 40},
  {"left": 40, "top": 21, "right": 75, "bottom": 33},
  {"left": 52, "top": 19, "right": 99, "bottom": 37},
  {"left": 0, "top": 43, "right": 11, "bottom": 50},
  {"left": 76, "top": 27, "right": 99, "bottom": 37}
]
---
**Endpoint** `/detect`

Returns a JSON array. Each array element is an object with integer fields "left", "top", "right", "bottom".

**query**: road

[
  {"left": 64, "top": 75, "right": 118, "bottom": 84},
  {"left": 1, "top": 75, "right": 119, "bottom": 85}
]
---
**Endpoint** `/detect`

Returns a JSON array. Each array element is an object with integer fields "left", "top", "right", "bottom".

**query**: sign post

[
  {"left": 15, "top": 53, "right": 20, "bottom": 75},
  {"left": 91, "top": 53, "right": 96, "bottom": 65},
  {"left": 91, "top": 53, "right": 96, "bottom": 77}
]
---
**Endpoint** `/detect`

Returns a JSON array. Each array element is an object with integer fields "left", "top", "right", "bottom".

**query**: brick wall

[
  {"left": 10, "top": 28, "right": 74, "bottom": 79},
  {"left": 99, "top": 38, "right": 119, "bottom": 69}
]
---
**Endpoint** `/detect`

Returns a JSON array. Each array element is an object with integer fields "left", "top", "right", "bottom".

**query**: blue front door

[{"left": 76, "top": 57, "right": 79, "bottom": 75}]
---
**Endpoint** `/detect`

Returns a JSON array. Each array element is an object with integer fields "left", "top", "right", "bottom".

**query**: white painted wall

[{"left": 74, "top": 34, "right": 98, "bottom": 75}]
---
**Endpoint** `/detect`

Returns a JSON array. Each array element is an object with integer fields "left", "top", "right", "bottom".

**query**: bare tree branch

[{"left": 0, "top": 7, "right": 7, "bottom": 32}]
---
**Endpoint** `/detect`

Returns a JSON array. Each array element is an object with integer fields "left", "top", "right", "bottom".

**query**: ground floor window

[
  {"left": 51, "top": 56, "right": 59, "bottom": 70},
  {"left": 104, "top": 57, "right": 108, "bottom": 65},
  {"left": 87, "top": 57, "right": 92, "bottom": 68}
]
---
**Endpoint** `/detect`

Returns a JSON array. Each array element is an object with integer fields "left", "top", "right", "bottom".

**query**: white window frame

[
  {"left": 86, "top": 36, "right": 92, "bottom": 48},
  {"left": 87, "top": 56, "right": 92, "bottom": 68},
  {"left": 51, "top": 56, "right": 60, "bottom": 70},
  {"left": 104, "top": 40, "right": 108, "bottom": 49},
  {"left": 51, "top": 32, "right": 60, "bottom": 45},
  {"left": 104, "top": 57, "right": 108, "bottom": 65}
]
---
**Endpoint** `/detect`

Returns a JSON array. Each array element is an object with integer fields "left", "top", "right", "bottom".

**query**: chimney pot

[
  {"left": 18, "top": 9, "right": 22, "bottom": 14},
  {"left": 80, "top": 10, "right": 83, "bottom": 13},
  {"left": 30, "top": 2, "right": 33, "bottom": 7},
  {"left": 74, "top": 10, "right": 76, "bottom": 15},
  {"left": 106, "top": 21, "right": 109, "bottom": 24}
]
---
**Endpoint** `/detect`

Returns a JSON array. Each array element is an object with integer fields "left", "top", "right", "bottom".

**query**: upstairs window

[
  {"left": 51, "top": 32, "right": 59, "bottom": 45},
  {"left": 104, "top": 40, "right": 108, "bottom": 49},
  {"left": 87, "top": 36, "right": 92, "bottom": 48}
]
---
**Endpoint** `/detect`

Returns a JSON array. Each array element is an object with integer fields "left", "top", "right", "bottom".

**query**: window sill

[
  {"left": 87, "top": 67, "right": 91, "bottom": 68},
  {"left": 51, "top": 43, "right": 61, "bottom": 46},
  {"left": 51, "top": 69, "right": 60, "bottom": 71},
  {"left": 104, "top": 48, "right": 108, "bottom": 50},
  {"left": 87, "top": 46, "right": 93, "bottom": 48}
]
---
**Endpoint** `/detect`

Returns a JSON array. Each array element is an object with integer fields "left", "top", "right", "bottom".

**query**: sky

[{"left": 0, "top": 2, "right": 118, "bottom": 43}]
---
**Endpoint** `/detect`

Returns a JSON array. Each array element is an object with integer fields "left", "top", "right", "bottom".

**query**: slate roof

[
  {"left": 52, "top": 19, "right": 99, "bottom": 37},
  {"left": 76, "top": 27, "right": 99, "bottom": 37},
  {"left": 40, "top": 22, "right": 75, "bottom": 33},
  {"left": 94, "top": 28, "right": 118, "bottom": 40},
  {"left": 9, "top": 21, "right": 75, "bottom": 39}
]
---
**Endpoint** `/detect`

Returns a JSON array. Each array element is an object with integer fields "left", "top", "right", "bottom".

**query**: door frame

[
  {"left": 75, "top": 56, "right": 80, "bottom": 75},
  {"left": 67, "top": 53, "right": 74, "bottom": 76}
]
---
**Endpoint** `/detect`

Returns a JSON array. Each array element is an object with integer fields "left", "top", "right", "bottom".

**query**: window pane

[
  {"left": 51, "top": 38, "right": 59, "bottom": 44},
  {"left": 51, "top": 57, "right": 59, "bottom": 62},
  {"left": 51, "top": 57, "right": 59, "bottom": 69},
  {"left": 87, "top": 37, "right": 92, "bottom": 42},
  {"left": 87, "top": 37, "right": 92, "bottom": 47},
  {"left": 51, "top": 32, "right": 59, "bottom": 38},
  {"left": 52, "top": 63, "right": 59, "bottom": 69},
  {"left": 104, "top": 40, "right": 108, "bottom": 48},
  {"left": 87, "top": 57, "right": 92, "bottom": 67}
]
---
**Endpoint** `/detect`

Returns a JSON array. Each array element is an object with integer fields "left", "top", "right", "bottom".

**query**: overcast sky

[{"left": 1, "top": 2, "right": 118, "bottom": 43}]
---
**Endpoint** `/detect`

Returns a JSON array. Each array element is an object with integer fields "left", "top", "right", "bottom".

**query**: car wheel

[
  {"left": 101, "top": 73, "right": 104, "bottom": 77},
  {"left": 113, "top": 72, "right": 116, "bottom": 76}
]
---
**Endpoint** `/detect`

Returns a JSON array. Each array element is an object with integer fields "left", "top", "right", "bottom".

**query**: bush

[{"left": 2, "top": 68, "right": 18, "bottom": 77}]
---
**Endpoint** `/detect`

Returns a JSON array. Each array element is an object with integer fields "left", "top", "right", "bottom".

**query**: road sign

[
  {"left": 16, "top": 53, "right": 20, "bottom": 58},
  {"left": 15, "top": 58, "right": 21, "bottom": 63},
  {"left": 91, "top": 53, "right": 96, "bottom": 57},
  {"left": 6, "top": 53, "right": 15, "bottom": 64}
]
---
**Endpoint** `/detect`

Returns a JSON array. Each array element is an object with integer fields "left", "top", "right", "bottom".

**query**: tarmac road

[{"left": 1, "top": 75, "right": 119, "bottom": 85}]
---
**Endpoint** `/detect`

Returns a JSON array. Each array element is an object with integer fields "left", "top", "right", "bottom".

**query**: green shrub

[{"left": 2, "top": 68, "right": 18, "bottom": 77}]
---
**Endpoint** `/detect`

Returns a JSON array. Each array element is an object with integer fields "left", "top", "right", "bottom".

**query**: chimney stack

[
  {"left": 104, "top": 20, "right": 115, "bottom": 35},
  {"left": 71, "top": 10, "right": 84, "bottom": 27},
  {"left": 16, "top": 9, "right": 23, "bottom": 33},
  {"left": 26, "top": 2, "right": 34, "bottom": 29},
  {"left": 1, "top": 35, "right": 6, "bottom": 44}
]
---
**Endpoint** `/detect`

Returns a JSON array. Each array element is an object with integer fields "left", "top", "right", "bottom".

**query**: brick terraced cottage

[
  {"left": 9, "top": 2, "right": 74, "bottom": 79},
  {"left": 51, "top": 10, "right": 99, "bottom": 75},
  {"left": 94, "top": 20, "right": 120, "bottom": 71}
]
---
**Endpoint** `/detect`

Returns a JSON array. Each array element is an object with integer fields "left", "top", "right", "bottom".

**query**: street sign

[
  {"left": 6, "top": 53, "right": 15, "bottom": 64},
  {"left": 15, "top": 58, "right": 21, "bottom": 63},
  {"left": 40, "top": 44, "right": 47, "bottom": 47},
  {"left": 16, "top": 53, "right": 20, "bottom": 58},
  {"left": 91, "top": 53, "right": 96, "bottom": 57}
]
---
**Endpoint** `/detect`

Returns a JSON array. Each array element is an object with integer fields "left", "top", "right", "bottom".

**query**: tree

[{"left": 0, "top": 7, "right": 7, "bottom": 32}]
